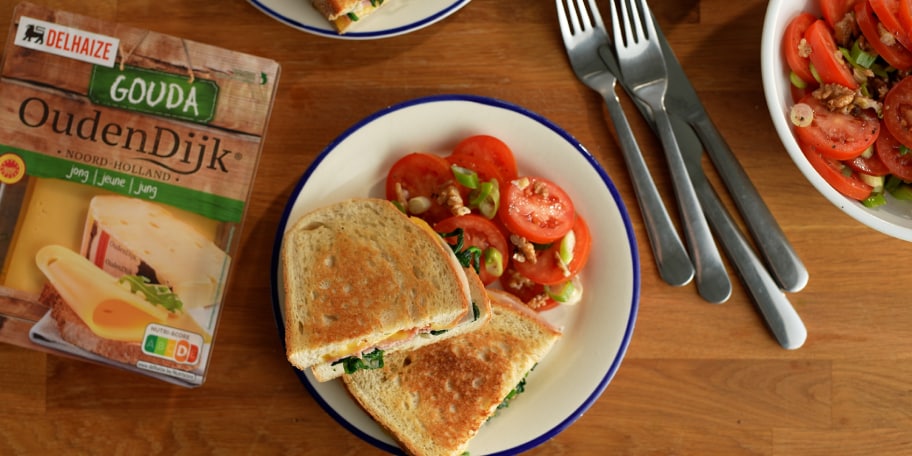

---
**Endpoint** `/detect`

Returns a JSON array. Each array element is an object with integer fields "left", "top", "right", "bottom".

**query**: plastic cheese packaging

[{"left": 0, "top": 2, "right": 280, "bottom": 386}]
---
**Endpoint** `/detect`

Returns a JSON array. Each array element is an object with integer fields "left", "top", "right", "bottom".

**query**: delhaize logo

[{"left": 15, "top": 15, "right": 119, "bottom": 67}]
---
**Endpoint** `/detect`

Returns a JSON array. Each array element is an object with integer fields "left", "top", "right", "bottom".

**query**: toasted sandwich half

[
  {"left": 341, "top": 288, "right": 562, "bottom": 456},
  {"left": 281, "top": 198, "right": 492, "bottom": 382},
  {"left": 311, "top": 0, "right": 389, "bottom": 34}
]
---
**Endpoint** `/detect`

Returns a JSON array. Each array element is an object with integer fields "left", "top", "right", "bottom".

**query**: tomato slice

[
  {"left": 820, "top": 0, "right": 858, "bottom": 28},
  {"left": 900, "top": 0, "right": 912, "bottom": 43},
  {"left": 434, "top": 214, "right": 510, "bottom": 286},
  {"left": 499, "top": 176, "right": 575, "bottom": 243},
  {"left": 875, "top": 127, "right": 912, "bottom": 180},
  {"left": 793, "top": 95, "right": 880, "bottom": 160},
  {"left": 513, "top": 214, "right": 592, "bottom": 286},
  {"left": 856, "top": 0, "right": 912, "bottom": 70},
  {"left": 805, "top": 19, "right": 859, "bottom": 89},
  {"left": 449, "top": 135, "right": 519, "bottom": 184},
  {"left": 869, "top": 0, "right": 912, "bottom": 51},
  {"left": 883, "top": 76, "right": 912, "bottom": 149},
  {"left": 844, "top": 149, "right": 891, "bottom": 176},
  {"left": 385, "top": 152, "right": 454, "bottom": 224},
  {"left": 801, "top": 141, "right": 874, "bottom": 200},
  {"left": 783, "top": 13, "right": 819, "bottom": 86}
]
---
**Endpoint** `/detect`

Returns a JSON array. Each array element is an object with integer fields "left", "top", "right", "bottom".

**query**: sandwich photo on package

[{"left": 0, "top": 2, "right": 280, "bottom": 387}]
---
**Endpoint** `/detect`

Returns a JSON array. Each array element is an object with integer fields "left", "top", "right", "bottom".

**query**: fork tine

[
  {"left": 636, "top": 0, "right": 658, "bottom": 41},
  {"left": 586, "top": 0, "right": 606, "bottom": 32},
  {"left": 608, "top": 0, "right": 624, "bottom": 47}
]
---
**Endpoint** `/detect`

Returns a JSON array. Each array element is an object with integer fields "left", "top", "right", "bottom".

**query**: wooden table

[{"left": 2, "top": 1, "right": 911, "bottom": 454}]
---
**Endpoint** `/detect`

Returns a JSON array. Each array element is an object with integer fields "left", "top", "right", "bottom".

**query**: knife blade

[{"left": 600, "top": 14, "right": 809, "bottom": 294}]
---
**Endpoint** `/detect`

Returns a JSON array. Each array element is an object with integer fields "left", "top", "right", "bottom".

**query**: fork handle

[
  {"left": 692, "top": 115, "right": 809, "bottom": 293},
  {"left": 652, "top": 106, "right": 732, "bottom": 303},
  {"left": 693, "top": 171, "right": 807, "bottom": 349},
  {"left": 602, "top": 92, "right": 694, "bottom": 287}
]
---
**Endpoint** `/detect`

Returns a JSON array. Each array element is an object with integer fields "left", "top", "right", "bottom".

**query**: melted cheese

[{"left": 35, "top": 245, "right": 211, "bottom": 343}]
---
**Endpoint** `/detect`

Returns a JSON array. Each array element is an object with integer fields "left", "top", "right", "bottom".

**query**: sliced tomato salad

[
  {"left": 784, "top": 0, "right": 912, "bottom": 207},
  {"left": 385, "top": 134, "right": 590, "bottom": 312}
]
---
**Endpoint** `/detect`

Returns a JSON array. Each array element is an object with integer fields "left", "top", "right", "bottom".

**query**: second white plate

[{"left": 248, "top": 0, "right": 471, "bottom": 40}]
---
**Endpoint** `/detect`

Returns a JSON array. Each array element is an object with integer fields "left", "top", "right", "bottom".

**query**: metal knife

[
  {"left": 600, "top": 15, "right": 809, "bottom": 293},
  {"left": 675, "top": 114, "right": 807, "bottom": 349}
]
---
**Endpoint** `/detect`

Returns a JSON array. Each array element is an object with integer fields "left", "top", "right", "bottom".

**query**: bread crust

[
  {"left": 40, "top": 284, "right": 196, "bottom": 372},
  {"left": 281, "top": 198, "right": 474, "bottom": 375},
  {"left": 341, "top": 290, "right": 562, "bottom": 456}
]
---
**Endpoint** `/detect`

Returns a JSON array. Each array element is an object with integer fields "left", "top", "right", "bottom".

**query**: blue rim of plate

[
  {"left": 269, "top": 94, "right": 640, "bottom": 454},
  {"left": 247, "top": 0, "right": 471, "bottom": 40}
]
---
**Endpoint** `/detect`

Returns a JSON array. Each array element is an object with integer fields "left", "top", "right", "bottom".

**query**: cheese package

[{"left": 0, "top": 2, "right": 280, "bottom": 386}]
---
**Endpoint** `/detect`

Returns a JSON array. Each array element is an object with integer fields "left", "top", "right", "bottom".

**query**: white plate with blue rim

[
  {"left": 248, "top": 0, "right": 471, "bottom": 40},
  {"left": 270, "top": 94, "right": 640, "bottom": 454}
]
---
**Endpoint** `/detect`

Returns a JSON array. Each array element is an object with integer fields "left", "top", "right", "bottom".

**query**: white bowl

[{"left": 761, "top": 0, "right": 912, "bottom": 241}]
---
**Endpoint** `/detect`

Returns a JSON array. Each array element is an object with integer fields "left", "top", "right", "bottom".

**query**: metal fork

[
  {"left": 609, "top": 0, "right": 730, "bottom": 303},
  {"left": 556, "top": 0, "right": 693, "bottom": 288}
]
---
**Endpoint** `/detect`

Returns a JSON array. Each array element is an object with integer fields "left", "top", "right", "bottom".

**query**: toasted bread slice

[
  {"left": 341, "top": 288, "right": 562, "bottom": 456},
  {"left": 310, "top": 266, "right": 492, "bottom": 382},
  {"left": 311, "top": 0, "right": 388, "bottom": 33},
  {"left": 281, "top": 198, "right": 479, "bottom": 380}
]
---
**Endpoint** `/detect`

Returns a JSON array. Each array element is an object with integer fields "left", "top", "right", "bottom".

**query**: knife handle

[
  {"left": 695, "top": 177, "right": 807, "bottom": 350},
  {"left": 601, "top": 90, "right": 694, "bottom": 288},
  {"left": 692, "top": 115, "right": 809, "bottom": 293}
]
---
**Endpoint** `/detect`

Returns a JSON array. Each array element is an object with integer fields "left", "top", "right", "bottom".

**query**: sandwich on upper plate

[
  {"left": 342, "top": 288, "right": 563, "bottom": 456},
  {"left": 311, "top": 0, "right": 389, "bottom": 34},
  {"left": 281, "top": 197, "right": 492, "bottom": 382}
]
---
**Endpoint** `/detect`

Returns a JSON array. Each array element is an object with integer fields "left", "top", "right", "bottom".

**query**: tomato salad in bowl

[
  {"left": 386, "top": 134, "right": 591, "bottom": 312},
  {"left": 781, "top": 0, "right": 912, "bottom": 208}
]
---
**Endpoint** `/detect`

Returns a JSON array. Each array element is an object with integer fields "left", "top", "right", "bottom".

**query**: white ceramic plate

[
  {"left": 761, "top": 0, "right": 912, "bottom": 241},
  {"left": 248, "top": 0, "right": 471, "bottom": 40},
  {"left": 270, "top": 94, "right": 640, "bottom": 454}
]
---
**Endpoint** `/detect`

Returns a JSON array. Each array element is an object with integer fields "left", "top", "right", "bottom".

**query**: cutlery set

[{"left": 557, "top": 0, "right": 808, "bottom": 349}]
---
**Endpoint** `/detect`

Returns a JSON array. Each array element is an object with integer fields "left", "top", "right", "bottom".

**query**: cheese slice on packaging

[
  {"left": 80, "top": 195, "right": 231, "bottom": 309},
  {"left": 35, "top": 244, "right": 211, "bottom": 343}
]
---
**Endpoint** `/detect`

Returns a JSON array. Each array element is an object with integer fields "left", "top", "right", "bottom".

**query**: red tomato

[
  {"left": 900, "top": 0, "right": 912, "bottom": 42},
  {"left": 883, "top": 77, "right": 912, "bottom": 150},
  {"left": 499, "top": 267, "right": 560, "bottom": 312},
  {"left": 434, "top": 214, "right": 510, "bottom": 286},
  {"left": 856, "top": 0, "right": 912, "bottom": 71},
  {"left": 801, "top": 141, "right": 874, "bottom": 200},
  {"left": 845, "top": 150, "right": 891, "bottom": 176},
  {"left": 805, "top": 19, "right": 859, "bottom": 89},
  {"left": 450, "top": 135, "right": 519, "bottom": 183},
  {"left": 513, "top": 214, "right": 592, "bottom": 286},
  {"left": 794, "top": 95, "right": 880, "bottom": 160},
  {"left": 875, "top": 127, "right": 912, "bottom": 180},
  {"left": 820, "top": 0, "right": 858, "bottom": 28},
  {"left": 499, "top": 176, "right": 576, "bottom": 243},
  {"left": 783, "top": 13, "right": 819, "bottom": 86},
  {"left": 385, "top": 152, "right": 454, "bottom": 224},
  {"left": 869, "top": 0, "right": 912, "bottom": 50}
]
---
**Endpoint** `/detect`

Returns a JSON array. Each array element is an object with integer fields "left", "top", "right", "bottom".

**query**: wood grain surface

[{"left": 1, "top": 1, "right": 911, "bottom": 454}]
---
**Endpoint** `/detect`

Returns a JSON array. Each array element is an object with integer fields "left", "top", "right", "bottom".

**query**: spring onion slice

[
  {"left": 451, "top": 165, "right": 479, "bottom": 189},
  {"left": 470, "top": 179, "right": 500, "bottom": 218},
  {"left": 545, "top": 276, "right": 583, "bottom": 305},
  {"left": 483, "top": 247, "right": 504, "bottom": 279}
]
